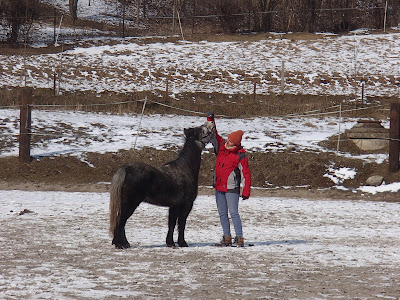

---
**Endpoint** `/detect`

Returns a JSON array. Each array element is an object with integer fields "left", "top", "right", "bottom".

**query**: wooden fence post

[
  {"left": 172, "top": 0, "right": 177, "bottom": 34},
  {"left": 19, "top": 88, "right": 32, "bottom": 163},
  {"left": 192, "top": 0, "right": 196, "bottom": 34},
  {"left": 122, "top": 2, "right": 125, "bottom": 38},
  {"left": 165, "top": 78, "right": 169, "bottom": 101},
  {"left": 361, "top": 82, "right": 365, "bottom": 106},
  {"left": 389, "top": 102, "right": 400, "bottom": 172},
  {"left": 136, "top": 0, "right": 141, "bottom": 27},
  {"left": 384, "top": 0, "right": 388, "bottom": 33},
  {"left": 281, "top": 61, "right": 285, "bottom": 96},
  {"left": 53, "top": 72, "right": 57, "bottom": 95},
  {"left": 53, "top": 8, "right": 57, "bottom": 45}
]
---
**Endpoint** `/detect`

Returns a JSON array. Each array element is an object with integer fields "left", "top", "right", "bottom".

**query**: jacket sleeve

[
  {"left": 210, "top": 120, "right": 225, "bottom": 154},
  {"left": 239, "top": 156, "right": 251, "bottom": 198}
]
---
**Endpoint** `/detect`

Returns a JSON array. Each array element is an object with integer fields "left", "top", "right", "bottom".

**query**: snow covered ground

[
  {"left": 1, "top": 0, "right": 400, "bottom": 98},
  {"left": 1, "top": 2, "right": 400, "bottom": 297},
  {"left": 1, "top": 109, "right": 362, "bottom": 156},
  {"left": 42, "top": 0, "right": 125, "bottom": 26},
  {"left": 1, "top": 31, "right": 399, "bottom": 98},
  {"left": 2, "top": 108, "right": 399, "bottom": 298},
  {"left": 0, "top": 191, "right": 399, "bottom": 299}
]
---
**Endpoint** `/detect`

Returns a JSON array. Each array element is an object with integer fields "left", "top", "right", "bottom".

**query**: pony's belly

[
  {"left": 144, "top": 194, "right": 181, "bottom": 207},
  {"left": 144, "top": 184, "right": 185, "bottom": 206}
]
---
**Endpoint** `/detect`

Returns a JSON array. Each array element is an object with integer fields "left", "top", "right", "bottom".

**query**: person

[{"left": 206, "top": 111, "right": 251, "bottom": 247}]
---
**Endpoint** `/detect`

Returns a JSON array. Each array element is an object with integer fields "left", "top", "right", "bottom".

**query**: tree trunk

[
  {"left": 9, "top": 19, "right": 20, "bottom": 43},
  {"left": 69, "top": 0, "right": 79, "bottom": 23}
]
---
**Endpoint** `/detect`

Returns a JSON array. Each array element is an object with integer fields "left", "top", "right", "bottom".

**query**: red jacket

[{"left": 211, "top": 125, "right": 251, "bottom": 198}]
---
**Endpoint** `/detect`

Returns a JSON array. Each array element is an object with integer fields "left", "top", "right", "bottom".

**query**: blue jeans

[{"left": 215, "top": 191, "right": 243, "bottom": 237}]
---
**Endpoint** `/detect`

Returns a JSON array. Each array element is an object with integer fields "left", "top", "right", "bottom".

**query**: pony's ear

[
  {"left": 184, "top": 127, "right": 195, "bottom": 138},
  {"left": 184, "top": 128, "right": 190, "bottom": 137}
]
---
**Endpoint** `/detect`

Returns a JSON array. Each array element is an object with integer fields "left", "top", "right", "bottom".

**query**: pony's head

[{"left": 184, "top": 121, "right": 215, "bottom": 149}]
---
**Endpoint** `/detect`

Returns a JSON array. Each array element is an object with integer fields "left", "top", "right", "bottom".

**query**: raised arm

[{"left": 206, "top": 111, "right": 224, "bottom": 153}]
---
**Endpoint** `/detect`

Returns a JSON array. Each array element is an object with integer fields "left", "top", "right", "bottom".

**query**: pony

[{"left": 109, "top": 121, "right": 214, "bottom": 249}]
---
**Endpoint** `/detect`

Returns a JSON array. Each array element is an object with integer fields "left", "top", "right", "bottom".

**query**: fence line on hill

[
  {"left": 0, "top": 94, "right": 385, "bottom": 117},
  {"left": 15, "top": 62, "right": 400, "bottom": 103},
  {"left": 13, "top": 42, "right": 400, "bottom": 101}
]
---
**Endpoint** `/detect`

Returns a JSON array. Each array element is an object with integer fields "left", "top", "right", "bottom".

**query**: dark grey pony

[{"left": 109, "top": 121, "right": 214, "bottom": 249}]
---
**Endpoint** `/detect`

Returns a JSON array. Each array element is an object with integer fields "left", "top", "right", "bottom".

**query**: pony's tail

[{"left": 109, "top": 167, "right": 126, "bottom": 237}]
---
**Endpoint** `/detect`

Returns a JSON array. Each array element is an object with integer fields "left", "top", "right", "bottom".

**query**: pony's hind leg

[
  {"left": 112, "top": 202, "right": 138, "bottom": 249},
  {"left": 166, "top": 207, "right": 179, "bottom": 247}
]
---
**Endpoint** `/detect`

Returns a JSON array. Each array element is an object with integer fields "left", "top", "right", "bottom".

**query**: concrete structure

[{"left": 346, "top": 120, "right": 389, "bottom": 151}]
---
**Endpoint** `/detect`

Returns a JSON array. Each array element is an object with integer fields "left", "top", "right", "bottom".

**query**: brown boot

[
  {"left": 217, "top": 234, "right": 232, "bottom": 247},
  {"left": 233, "top": 236, "right": 244, "bottom": 247}
]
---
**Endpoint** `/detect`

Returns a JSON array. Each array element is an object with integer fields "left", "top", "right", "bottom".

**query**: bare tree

[
  {"left": 247, "top": 0, "right": 262, "bottom": 32},
  {"left": 69, "top": 0, "right": 78, "bottom": 23},
  {"left": 214, "top": 0, "right": 240, "bottom": 33},
  {"left": 0, "top": 0, "right": 40, "bottom": 43},
  {"left": 259, "top": 0, "right": 279, "bottom": 32}
]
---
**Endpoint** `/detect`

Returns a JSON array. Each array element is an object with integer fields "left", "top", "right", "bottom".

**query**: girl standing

[{"left": 207, "top": 112, "right": 251, "bottom": 247}]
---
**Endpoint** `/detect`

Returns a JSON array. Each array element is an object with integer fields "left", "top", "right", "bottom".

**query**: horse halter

[{"left": 197, "top": 121, "right": 214, "bottom": 148}]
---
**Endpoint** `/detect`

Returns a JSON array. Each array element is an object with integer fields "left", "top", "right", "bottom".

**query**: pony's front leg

[
  {"left": 177, "top": 203, "right": 193, "bottom": 247},
  {"left": 166, "top": 207, "right": 179, "bottom": 247},
  {"left": 177, "top": 219, "right": 188, "bottom": 247}
]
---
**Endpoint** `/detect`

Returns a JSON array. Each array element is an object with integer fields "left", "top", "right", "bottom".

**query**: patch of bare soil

[{"left": 1, "top": 143, "right": 399, "bottom": 202}]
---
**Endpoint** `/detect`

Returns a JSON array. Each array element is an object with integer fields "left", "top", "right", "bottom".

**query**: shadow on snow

[{"left": 134, "top": 239, "right": 310, "bottom": 249}]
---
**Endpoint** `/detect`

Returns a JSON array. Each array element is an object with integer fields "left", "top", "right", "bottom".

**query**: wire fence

[
  {"left": 0, "top": 96, "right": 388, "bottom": 116},
  {"left": 8, "top": 62, "right": 400, "bottom": 106},
  {"left": 0, "top": 97, "right": 390, "bottom": 142},
  {"left": 2, "top": 95, "right": 400, "bottom": 172}
]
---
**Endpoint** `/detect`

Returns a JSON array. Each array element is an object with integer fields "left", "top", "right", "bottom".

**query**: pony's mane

[{"left": 165, "top": 130, "right": 202, "bottom": 171}]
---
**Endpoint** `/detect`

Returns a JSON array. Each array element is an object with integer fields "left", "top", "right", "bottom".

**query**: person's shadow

[
  {"left": 249, "top": 240, "right": 310, "bottom": 247},
  {"left": 132, "top": 240, "right": 312, "bottom": 249},
  {"left": 137, "top": 240, "right": 310, "bottom": 248}
]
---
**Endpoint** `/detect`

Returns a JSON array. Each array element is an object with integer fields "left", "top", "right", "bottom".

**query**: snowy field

[
  {"left": 0, "top": 190, "right": 399, "bottom": 299},
  {"left": 1, "top": 0, "right": 399, "bottom": 98},
  {"left": 1, "top": 109, "right": 362, "bottom": 156},
  {"left": 1, "top": 2, "right": 400, "bottom": 297},
  {"left": 2, "top": 31, "right": 399, "bottom": 98}
]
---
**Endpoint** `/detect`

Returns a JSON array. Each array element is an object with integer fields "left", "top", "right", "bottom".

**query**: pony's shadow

[{"left": 140, "top": 239, "right": 310, "bottom": 249}]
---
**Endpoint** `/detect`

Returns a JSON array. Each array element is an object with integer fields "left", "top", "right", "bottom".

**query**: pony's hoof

[
  {"left": 113, "top": 242, "right": 131, "bottom": 249},
  {"left": 178, "top": 242, "right": 188, "bottom": 247},
  {"left": 167, "top": 243, "right": 176, "bottom": 248}
]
